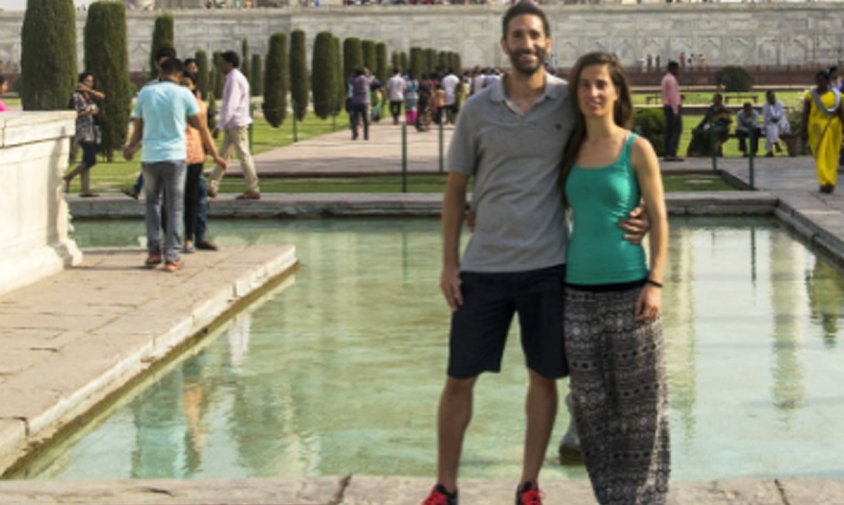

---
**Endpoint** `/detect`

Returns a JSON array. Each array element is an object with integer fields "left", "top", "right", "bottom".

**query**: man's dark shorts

[{"left": 448, "top": 264, "right": 568, "bottom": 380}]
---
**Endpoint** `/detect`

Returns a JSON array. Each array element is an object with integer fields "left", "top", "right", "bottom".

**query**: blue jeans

[
  {"left": 197, "top": 173, "right": 209, "bottom": 242},
  {"left": 142, "top": 160, "right": 186, "bottom": 262}
]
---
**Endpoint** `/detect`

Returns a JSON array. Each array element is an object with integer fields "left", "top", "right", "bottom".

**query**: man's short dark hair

[
  {"left": 221, "top": 51, "right": 240, "bottom": 68},
  {"left": 156, "top": 47, "right": 177, "bottom": 62},
  {"left": 667, "top": 60, "right": 680, "bottom": 72},
  {"left": 501, "top": 1, "right": 550, "bottom": 39},
  {"left": 184, "top": 58, "right": 197, "bottom": 67},
  {"left": 160, "top": 57, "right": 184, "bottom": 76}
]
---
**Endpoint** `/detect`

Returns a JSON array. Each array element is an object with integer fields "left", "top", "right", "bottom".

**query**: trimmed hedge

[
  {"left": 334, "top": 35, "right": 345, "bottom": 116},
  {"left": 362, "top": 39, "right": 376, "bottom": 72},
  {"left": 241, "top": 38, "right": 250, "bottom": 89},
  {"left": 375, "top": 42, "right": 387, "bottom": 82},
  {"left": 410, "top": 47, "right": 424, "bottom": 78},
  {"left": 264, "top": 32, "right": 289, "bottom": 128},
  {"left": 633, "top": 108, "right": 666, "bottom": 156},
  {"left": 212, "top": 51, "right": 224, "bottom": 99},
  {"left": 343, "top": 37, "right": 363, "bottom": 81},
  {"left": 20, "top": 0, "right": 77, "bottom": 110},
  {"left": 250, "top": 54, "right": 263, "bottom": 97}
]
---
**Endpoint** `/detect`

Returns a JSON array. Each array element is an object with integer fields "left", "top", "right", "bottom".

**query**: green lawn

[
  {"left": 212, "top": 173, "right": 732, "bottom": 194},
  {"left": 14, "top": 92, "right": 743, "bottom": 193}
]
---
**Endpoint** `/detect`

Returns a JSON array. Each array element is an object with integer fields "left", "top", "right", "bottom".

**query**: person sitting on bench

[
  {"left": 687, "top": 93, "right": 732, "bottom": 157},
  {"left": 735, "top": 102, "right": 761, "bottom": 157}
]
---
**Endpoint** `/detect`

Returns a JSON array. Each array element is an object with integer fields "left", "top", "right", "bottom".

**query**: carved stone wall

[{"left": 0, "top": 4, "right": 842, "bottom": 74}]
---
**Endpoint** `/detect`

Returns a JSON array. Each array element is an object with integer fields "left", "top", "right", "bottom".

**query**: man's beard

[{"left": 508, "top": 47, "right": 546, "bottom": 76}]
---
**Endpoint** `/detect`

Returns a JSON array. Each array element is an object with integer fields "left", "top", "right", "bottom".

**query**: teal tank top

[{"left": 565, "top": 132, "right": 648, "bottom": 285}]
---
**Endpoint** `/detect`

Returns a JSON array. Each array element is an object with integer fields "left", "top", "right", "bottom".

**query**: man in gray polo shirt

[{"left": 423, "top": 4, "right": 645, "bottom": 505}]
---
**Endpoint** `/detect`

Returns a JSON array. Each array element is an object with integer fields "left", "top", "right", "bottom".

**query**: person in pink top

[
  {"left": 0, "top": 75, "right": 8, "bottom": 111},
  {"left": 660, "top": 61, "right": 683, "bottom": 162}
]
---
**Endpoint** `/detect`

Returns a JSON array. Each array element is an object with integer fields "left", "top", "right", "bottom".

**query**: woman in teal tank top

[{"left": 560, "top": 52, "right": 670, "bottom": 505}]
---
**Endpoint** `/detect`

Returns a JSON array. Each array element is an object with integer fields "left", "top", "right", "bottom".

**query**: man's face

[
  {"left": 767, "top": 92, "right": 776, "bottom": 105},
  {"left": 221, "top": 60, "right": 234, "bottom": 74},
  {"left": 501, "top": 14, "right": 550, "bottom": 76},
  {"left": 713, "top": 94, "right": 722, "bottom": 106},
  {"left": 186, "top": 62, "right": 199, "bottom": 74}
]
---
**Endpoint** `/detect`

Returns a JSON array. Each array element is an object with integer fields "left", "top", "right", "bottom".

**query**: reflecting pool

[{"left": 8, "top": 217, "right": 844, "bottom": 481}]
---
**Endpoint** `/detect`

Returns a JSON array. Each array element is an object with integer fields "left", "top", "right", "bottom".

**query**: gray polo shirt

[{"left": 447, "top": 73, "right": 574, "bottom": 273}]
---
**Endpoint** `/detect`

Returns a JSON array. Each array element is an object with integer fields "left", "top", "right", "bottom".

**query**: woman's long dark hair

[{"left": 560, "top": 52, "right": 634, "bottom": 206}]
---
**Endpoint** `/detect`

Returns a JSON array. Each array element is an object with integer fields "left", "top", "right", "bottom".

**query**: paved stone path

[{"left": 0, "top": 246, "right": 297, "bottom": 475}]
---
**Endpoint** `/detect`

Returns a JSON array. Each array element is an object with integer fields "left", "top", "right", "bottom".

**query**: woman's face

[
  {"left": 0, "top": 81, "right": 7, "bottom": 95},
  {"left": 82, "top": 75, "right": 94, "bottom": 88},
  {"left": 577, "top": 63, "right": 617, "bottom": 119},
  {"left": 182, "top": 76, "right": 196, "bottom": 91}
]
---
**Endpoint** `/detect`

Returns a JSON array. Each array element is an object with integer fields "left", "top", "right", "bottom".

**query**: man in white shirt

[
  {"left": 441, "top": 69, "right": 460, "bottom": 124},
  {"left": 210, "top": 50, "right": 260, "bottom": 200},
  {"left": 762, "top": 90, "right": 791, "bottom": 157},
  {"left": 387, "top": 68, "right": 406, "bottom": 125}
]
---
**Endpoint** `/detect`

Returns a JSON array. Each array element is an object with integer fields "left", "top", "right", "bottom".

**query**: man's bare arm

[{"left": 440, "top": 172, "right": 470, "bottom": 311}]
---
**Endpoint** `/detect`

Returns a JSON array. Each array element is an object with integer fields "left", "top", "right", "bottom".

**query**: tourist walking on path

[
  {"left": 387, "top": 68, "right": 406, "bottom": 125},
  {"left": 123, "top": 58, "right": 211, "bottom": 272},
  {"left": 349, "top": 67, "right": 372, "bottom": 140},
  {"left": 182, "top": 71, "right": 226, "bottom": 253},
  {"left": 660, "top": 60, "right": 683, "bottom": 162},
  {"left": 404, "top": 71, "right": 419, "bottom": 126},
  {"left": 802, "top": 69, "right": 844, "bottom": 194},
  {"left": 441, "top": 68, "right": 460, "bottom": 124},
  {"left": 561, "top": 51, "right": 670, "bottom": 505},
  {"left": 762, "top": 90, "right": 791, "bottom": 157},
  {"left": 424, "top": 4, "right": 648, "bottom": 505},
  {"left": 63, "top": 72, "right": 105, "bottom": 197},
  {"left": 209, "top": 51, "right": 260, "bottom": 200}
]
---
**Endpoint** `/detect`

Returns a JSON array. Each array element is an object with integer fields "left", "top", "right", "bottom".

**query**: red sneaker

[
  {"left": 515, "top": 482, "right": 543, "bottom": 505},
  {"left": 163, "top": 260, "right": 183, "bottom": 273},
  {"left": 422, "top": 484, "right": 458, "bottom": 505}
]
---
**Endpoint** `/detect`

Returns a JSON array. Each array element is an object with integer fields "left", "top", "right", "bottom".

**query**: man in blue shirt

[{"left": 123, "top": 58, "right": 221, "bottom": 272}]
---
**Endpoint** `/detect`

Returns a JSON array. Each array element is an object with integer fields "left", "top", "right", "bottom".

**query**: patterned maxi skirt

[{"left": 564, "top": 287, "right": 671, "bottom": 505}]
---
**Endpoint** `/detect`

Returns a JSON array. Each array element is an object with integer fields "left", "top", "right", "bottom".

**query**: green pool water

[{"left": 8, "top": 217, "right": 844, "bottom": 481}]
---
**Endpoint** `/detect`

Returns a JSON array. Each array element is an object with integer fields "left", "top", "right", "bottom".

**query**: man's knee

[
  {"left": 528, "top": 370, "right": 557, "bottom": 394},
  {"left": 443, "top": 375, "right": 477, "bottom": 398}
]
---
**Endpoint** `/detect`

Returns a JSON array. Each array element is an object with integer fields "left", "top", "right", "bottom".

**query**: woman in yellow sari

[{"left": 802, "top": 70, "right": 844, "bottom": 193}]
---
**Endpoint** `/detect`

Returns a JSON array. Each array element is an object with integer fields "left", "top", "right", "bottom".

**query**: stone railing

[{"left": 0, "top": 112, "right": 82, "bottom": 298}]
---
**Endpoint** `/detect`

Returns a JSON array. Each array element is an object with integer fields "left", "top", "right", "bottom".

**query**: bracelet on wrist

[{"left": 646, "top": 279, "right": 663, "bottom": 288}]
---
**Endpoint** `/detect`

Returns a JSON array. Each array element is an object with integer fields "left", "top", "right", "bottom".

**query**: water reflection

[
  {"left": 807, "top": 259, "right": 844, "bottom": 348},
  {"left": 8, "top": 218, "right": 844, "bottom": 481}
]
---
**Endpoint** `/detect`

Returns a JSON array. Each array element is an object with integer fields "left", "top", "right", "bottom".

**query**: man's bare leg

[
  {"left": 436, "top": 375, "right": 477, "bottom": 493},
  {"left": 520, "top": 370, "right": 558, "bottom": 487}
]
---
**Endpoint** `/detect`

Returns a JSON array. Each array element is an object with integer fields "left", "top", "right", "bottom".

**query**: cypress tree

[
  {"left": 437, "top": 51, "right": 448, "bottom": 70},
  {"left": 212, "top": 51, "right": 224, "bottom": 99},
  {"left": 343, "top": 37, "right": 363, "bottom": 82},
  {"left": 453, "top": 52, "right": 462, "bottom": 74},
  {"left": 264, "top": 32, "right": 289, "bottom": 128},
  {"left": 206, "top": 91, "right": 217, "bottom": 130},
  {"left": 312, "top": 31, "right": 336, "bottom": 120},
  {"left": 149, "top": 13, "right": 174, "bottom": 79},
  {"left": 195, "top": 50, "right": 209, "bottom": 98},
  {"left": 290, "top": 30, "right": 309, "bottom": 122},
  {"left": 241, "top": 38, "right": 250, "bottom": 89},
  {"left": 84, "top": 1, "right": 131, "bottom": 158},
  {"left": 251, "top": 54, "right": 263, "bottom": 97},
  {"left": 375, "top": 42, "right": 387, "bottom": 82},
  {"left": 425, "top": 48, "right": 436, "bottom": 74},
  {"left": 391, "top": 51, "right": 400, "bottom": 73},
  {"left": 333, "top": 35, "right": 345, "bottom": 117},
  {"left": 410, "top": 47, "right": 424, "bottom": 78},
  {"left": 362, "top": 39, "right": 376, "bottom": 72},
  {"left": 20, "top": 0, "right": 77, "bottom": 110},
  {"left": 399, "top": 51, "right": 408, "bottom": 75}
]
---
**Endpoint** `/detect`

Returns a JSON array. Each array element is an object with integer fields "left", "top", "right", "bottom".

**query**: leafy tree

[
  {"left": 195, "top": 50, "right": 210, "bottom": 98},
  {"left": 149, "top": 13, "right": 174, "bottom": 79},
  {"left": 290, "top": 30, "right": 309, "bottom": 121},
  {"left": 312, "top": 31, "right": 337, "bottom": 119},
  {"left": 264, "top": 32, "right": 289, "bottom": 128},
  {"left": 715, "top": 66, "right": 754, "bottom": 92},
  {"left": 20, "top": 0, "right": 77, "bottom": 110},
  {"left": 84, "top": 1, "right": 132, "bottom": 158},
  {"left": 251, "top": 54, "right": 263, "bottom": 97}
]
